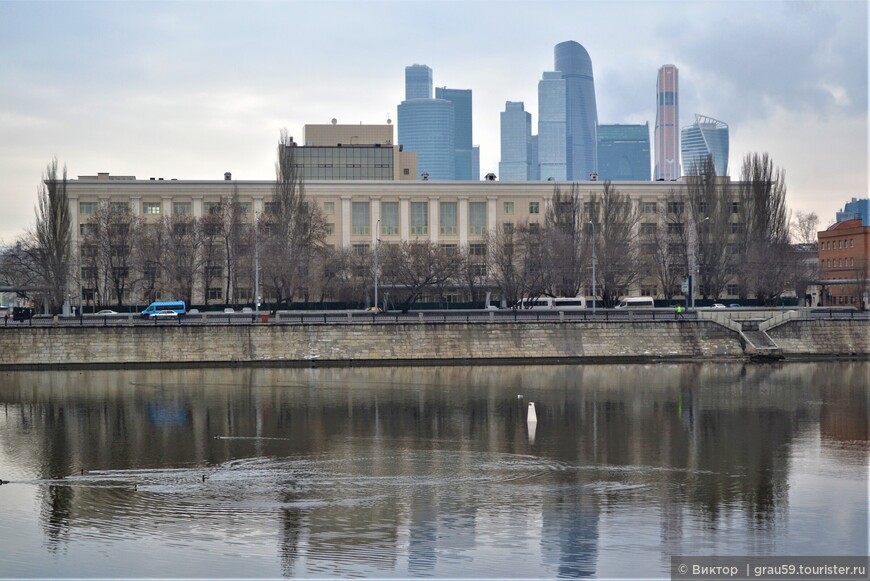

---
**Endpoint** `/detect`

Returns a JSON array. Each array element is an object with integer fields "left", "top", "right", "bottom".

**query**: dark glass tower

[
  {"left": 435, "top": 87, "right": 474, "bottom": 180},
  {"left": 597, "top": 124, "right": 651, "bottom": 181},
  {"left": 554, "top": 41, "right": 598, "bottom": 180}
]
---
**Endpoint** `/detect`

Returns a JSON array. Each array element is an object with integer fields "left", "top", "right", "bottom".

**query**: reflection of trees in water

[{"left": 0, "top": 362, "right": 865, "bottom": 564}]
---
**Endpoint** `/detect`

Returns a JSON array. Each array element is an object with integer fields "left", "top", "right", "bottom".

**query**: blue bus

[{"left": 140, "top": 301, "right": 186, "bottom": 318}]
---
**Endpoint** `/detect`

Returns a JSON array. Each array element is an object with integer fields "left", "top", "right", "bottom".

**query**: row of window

[
  {"left": 822, "top": 257, "right": 858, "bottom": 269},
  {"left": 822, "top": 238, "right": 855, "bottom": 251},
  {"left": 350, "top": 201, "right": 488, "bottom": 237}
]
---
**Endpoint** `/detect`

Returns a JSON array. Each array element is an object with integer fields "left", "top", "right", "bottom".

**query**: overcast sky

[{"left": 0, "top": 0, "right": 866, "bottom": 242}]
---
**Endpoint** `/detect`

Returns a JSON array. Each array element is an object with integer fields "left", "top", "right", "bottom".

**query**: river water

[{"left": 0, "top": 362, "right": 866, "bottom": 579}]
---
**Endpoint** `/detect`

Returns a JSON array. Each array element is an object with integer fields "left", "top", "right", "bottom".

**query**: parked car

[
  {"left": 12, "top": 307, "right": 35, "bottom": 321},
  {"left": 712, "top": 303, "right": 727, "bottom": 309},
  {"left": 95, "top": 309, "right": 119, "bottom": 315},
  {"left": 149, "top": 309, "right": 179, "bottom": 320}
]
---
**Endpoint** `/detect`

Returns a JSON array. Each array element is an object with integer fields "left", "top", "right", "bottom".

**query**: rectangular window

[
  {"left": 726, "top": 284, "right": 740, "bottom": 296},
  {"left": 204, "top": 202, "right": 221, "bottom": 215},
  {"left": 79, "top": 223, "right": 96, "bottom": 236},
  {"left": 441, "top": 244, "right": 458, "bottom": 256},
  {"left": 731, "top": 201, "right": 740, "bottom": 214},
  {"left": 110, "top": 202, "right": 129, "bottom": 214},
  {"left": 471, "top": 263, "right": 487, "bottom": 277},
  {"left": 529, "top": 222, "right": 540, "bottom": 234},
  {"left": 641, "top": 223, "right": 657, "bottom": 235},
  {"left": 440, "top": 201, "right": 457, "bottom": 235},
  {"left": 640, "top": 202, "right": 657, "bottom": 214},
  {"left": 143, "top": 202, "right": 161, "bottom": 215},
  {"left": 381, "top": 202, "right": 399, "bottom": 236},
  {"left": 173, "top": 202, "right": 192, "bottom": 215},
  {"left": 264, "top": 202, "right": 277, "bottom": 215},
  {"left": 730, "top": 222, "right": 743, "bottom": 234},
  {"left": 469, "top": 243, "right": 487, "bottom": 257},
  {"left": 207, "top": 288, "right": 223, "bottom": 300},
  {"left": 206, "top": 266, "right": 223, "bottom": 278},
  {"left": 503, "top": 201, "right": 514, "bottom": 215},
  {"left": 352, "top": 201, "right": 370, "bottom": 236},
  {"left": 503, "top": 222, "right": 514, "bottom": 235},
  {"left": 325, "top": 223, "right": 335, "bottom": 236},
  {"left": 469, "top": 202, "right": 487, "bottom": 236},
  {"left": 641, "top": 287, "right": 657, "bottom": 297},
  {"left": 667, "top": 201, "right": 684, "bottom": 215},
  {"left": 322, "top": 201, "right": 335, "bottom": 215},
  {"left": 410, "top": 202, "right": 428, "bottom": 236},
  {"left": 352, "top": 243, "right": 369, "bottom": 256},
  {"left": 238, "top": 202, "right": 252, "bottom": 215},
  {"left": 79, "top": 202, "right": 97, "bottom": 215},
  {"left": 668, "top": 223, "right": 684, "bottom": 235},
  {"left": 529, "top": 201, "right": 540, "bottom": 214}
]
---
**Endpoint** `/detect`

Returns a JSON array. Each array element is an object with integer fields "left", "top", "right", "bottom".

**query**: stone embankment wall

[
  {"left": 0, "top": 320, "right": 864, "bottom": 369},
  {"left": 767, "top": 320, "right": 868, "bottom": 356}
]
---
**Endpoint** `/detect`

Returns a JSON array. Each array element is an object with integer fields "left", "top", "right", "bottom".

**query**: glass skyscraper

[
  {"left": 398, "top": 65, "right": 456, "bottom": 180},
  {"left": 654, "top": 64, "right": 680, "bottom": 181},
  {"left": 681, "top": 114, "right": 729, "bottom": 176},
  {"left": 405, "top": 64, "right": 433, "bottom": 100},
  {"left": 554, "top": 41, "right": 598, "bottom": 181},
  {"left": 596, "top": 124, "right": 651, "bottom": 181},
  {"left": 436, "top": 87, "right": 475, "bottom": 180},
  {"left": 538, "top": 71, "right": 568, "bottom": 181},
  {"left": 499, "top": 101, "right": 532, "bottom": 181}
]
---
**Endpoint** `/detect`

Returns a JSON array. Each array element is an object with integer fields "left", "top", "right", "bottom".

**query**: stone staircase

[{"left": 738, "top": 320, "right": 783, "bottom": 359}]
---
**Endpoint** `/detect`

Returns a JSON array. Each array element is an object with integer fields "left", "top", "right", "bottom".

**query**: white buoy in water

[{"left": 527, "top": 402, "right": 538, "bottom": 423}]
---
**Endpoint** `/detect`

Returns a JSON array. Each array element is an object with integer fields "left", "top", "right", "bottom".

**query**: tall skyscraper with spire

[
  {"left": 554, "top": 41, "right": 598, "bottom": 180},
  {"left": 654, "top": 64, "right": 680, "bottom": 181}
]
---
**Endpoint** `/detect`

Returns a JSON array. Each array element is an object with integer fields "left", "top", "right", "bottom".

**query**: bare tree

[
  {"left": 686, "top": 155, "right": 733, "bottom": 300},
  {"left": 131, "top": 221, "right": 165, "bottom": 305},
  {"left": 379, "top": 241, "right": 461, "bottom": 311},
  {"left": 200, "top": 211, "right": 224, "bottom": 306},
  {"left": 791, "top": 210, "right": 820, "bottom": 245},
  {"left": 851, "top": 258, "right": 870, "bottom": 311},
  {"left": 261, "top": 130, "right": 328, "bottom": 309},
  {"left": 29, "top": 159, "right": 72, "bottom": 313},
  {"left": 83, "top": 203, "right": 137, "bottom": 308},
  {"left": 587, "top": 181, "right": 641, "bottom": 307},
  {"left": 455, "top": 241, "right": 490, "bottom": 305},
  {"left": 163, "top": 214, "right": 201, "bottom": 305},
  {"left": 737, "top": 153, "right": 791, "bottom": 304},
  {"left": 544, "top": 182, "right": 587, "bottom": 297},
  {"left": 643, "top": 200, "right": 684, "bottom": 302}
]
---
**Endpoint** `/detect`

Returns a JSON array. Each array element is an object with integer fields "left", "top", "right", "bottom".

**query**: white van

[
  {"left": 518, "top": 297, "right": 587, "bottom": 310},
  {"left": 615, "top": 296, "right": 655, "bottom": 309}
]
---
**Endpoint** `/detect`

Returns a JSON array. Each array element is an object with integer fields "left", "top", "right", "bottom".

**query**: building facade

[
  {"left": 596, "top": 124, "right": 651, "bottom": 181},
  {"left": 819, "top": 199, "right": 870, "bottom": 307},
  {"left": 499, "top": 101, "right": 532, "bottom": 181},
  {"left": 554, "top": 40, "right": 599, "bottom": 180},
  {"left": 297, "top": 123, "right": 416, "bottom": 180},
  {"left": 654, "top": 64, "right": 680, "bottom": 181},
  {"left": 681, "top": 114, "right": 729, "bottom": 177},
  {"left": 67, "top": 173, "right": 751, "bottom": 306}
]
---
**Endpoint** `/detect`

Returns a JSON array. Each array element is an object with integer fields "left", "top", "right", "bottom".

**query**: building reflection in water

[{"left": 0, "top": 362, "right": 865, "bottom": 578}]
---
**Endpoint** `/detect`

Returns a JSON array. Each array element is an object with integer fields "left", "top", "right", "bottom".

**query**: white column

[
  {"left": 487, "top": 196, "right": 498, "bottom": 239},
  {"left": 429, "top": 197, "right": 439, "bottom": 243},
  {"left": 162, "top": 195, "right": 173, "bottom": 218},
  {"left": 192, "top": 195, "right": 203, "bottom": 219},
  {"left": 68, "top": 195, "right": 79, "bottom": 246},
  {"left": 399, "top": 196, "right": 410, "bottom": 241},
  {"left": 458, "top": 196, "right": 469, "bottom": 247},
  {"left": 370, "top": 196, "right": 381, "bottom": 246},
  {"left": 130, "top": 196, "right": 141, "bottom": 216},
  {"left": 252, "top": 195, "right": 264, "bottom": 215},
  {"left": 341, "top": 196, "right": 351, "bottom": 248}
]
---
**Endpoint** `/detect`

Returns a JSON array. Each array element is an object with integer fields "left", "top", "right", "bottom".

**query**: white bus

[{"left": 517, "top": 297, "right": 587, "bottom": 310}]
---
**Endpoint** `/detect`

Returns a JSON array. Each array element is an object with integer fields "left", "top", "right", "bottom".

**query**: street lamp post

[
  {"left": 588, "top": 220, "right": 596, "bottom": 314},
  {"left": 254, "top": 213, "right": 260, "bottom": 318},
  {"left": 374, "top": 219, "right": 380, "bottom": 312}
]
